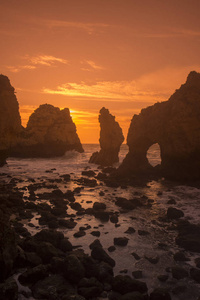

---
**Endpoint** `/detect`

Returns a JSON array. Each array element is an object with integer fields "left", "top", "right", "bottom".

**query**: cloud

[
  {"left": 42, "top": 65, "right": 200, "bottom": 104},
  {"left": 43, "top": 20, "right": 111, "bottom": 35},
  {"left": 42, "top": 80, "right": 168, "bottom": 102},
  {"left": 69, "top": 109, "right": 98, "bottom": 126},
  {"left": 130, "top": 28, "right": 200, "bottom": 39},
  {"left": 81, "top": 60, "right": 104, "bottom": 71},
  {"left": 6, "top": 65, "right": 36, "bottom": 73},
  {"left": 27, "top": 55, "right": 68, "bottom": 66},
  {"left": 6, "top": 54, "right": 68, "bottom": 73}
]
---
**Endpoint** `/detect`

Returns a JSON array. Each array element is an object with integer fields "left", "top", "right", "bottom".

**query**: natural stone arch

[{"left": 118, "top": 71, "right": 200, "bottom": 180}]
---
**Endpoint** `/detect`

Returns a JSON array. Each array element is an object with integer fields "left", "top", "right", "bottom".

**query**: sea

[{"left": 1, "top": 144, "right": 200, "bottom": 300}]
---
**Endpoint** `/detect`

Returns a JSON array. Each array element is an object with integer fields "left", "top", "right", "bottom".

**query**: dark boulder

[
  {"left": 112, "top": 275, "right": 147, "bottom": 295},
  {"left": 114, "top": 237, "right": 129, "bottom": 246},
  {"left": 150, "top": 288, "right": 171, "bottom": 300},
  {"left": 63, "top": 255, "right": 85, "bottom": 283},
  {"left": 167, "top": 207, "right": 184, "bottom": 219},
  {"left": 91, "top": 246, "right": 115, "bottom": 267}
]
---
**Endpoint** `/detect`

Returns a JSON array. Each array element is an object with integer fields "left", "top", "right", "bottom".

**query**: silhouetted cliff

[
  {"left": 90, "top": 107, "right": 124, "bottom": 166},
  {"left": 118, "top": 71, "right": 200, "bottom": 180},
  {"left": 11, "top": 104, "right": 83, "bottom": 157},
  {"left": 0, "top": 75, "right": 21, "bottom": 165}
]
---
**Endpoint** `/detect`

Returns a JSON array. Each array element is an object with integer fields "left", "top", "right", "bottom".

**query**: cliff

[
  {"left": 89, "top": 107, "right": 124, "bottom": 166},
  {"left": 118, "top": 71, "right": 200, "bottom": 180},
  {"left": 0, "top": 75, "right": 22, "bottom": 165},
  {"left": 11, "top": 104, "right": 83, "bottom": 157}
]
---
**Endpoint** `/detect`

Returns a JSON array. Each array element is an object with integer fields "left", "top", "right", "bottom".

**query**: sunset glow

[{"left": 1, "top": 0, "right": 200, "bottom": 143}]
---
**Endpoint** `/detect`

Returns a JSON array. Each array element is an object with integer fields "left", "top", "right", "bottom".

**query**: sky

[{"left": 1, "top": 0, "right": 200, "bottom": 143}]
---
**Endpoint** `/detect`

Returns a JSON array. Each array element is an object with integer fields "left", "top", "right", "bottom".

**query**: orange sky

[{"left": 1, "top": 0, "right": 200, "bottom": 143}]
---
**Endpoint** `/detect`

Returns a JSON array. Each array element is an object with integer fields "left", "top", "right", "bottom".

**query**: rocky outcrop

[
  {"left": 89, "top": 107, "right": 124, "bottom": 166},
  {"left": 118, "top": 71, "right": 200, "bottom": 180},
  {"left": 11, "top": 104, "right": 83, "bottom": 157},
  {"left": 0, "top": 75, "right": 22, "bottom": 165}
]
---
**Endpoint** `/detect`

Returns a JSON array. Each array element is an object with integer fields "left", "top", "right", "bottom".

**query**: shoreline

[{"left": 1, "top": 160, "right": 200, "bottom": 299}]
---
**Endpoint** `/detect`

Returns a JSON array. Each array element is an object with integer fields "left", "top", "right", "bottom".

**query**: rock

[
  {"left": 59, "top": 219, "right": 77, "bottom": 229},
  {"left": 62, "top": 295, "right": 85, "bottom": 300},
  {"left": 132, "top": 271, "right": 143, "bottom": 279},
  {"left": 172, "top": 284, "right": 187, "bottom": 295},
  {"left": 171, "top": 266, "right": 188, "bottom": 280},
  {"left": 0, "top": 277, "right": 18, "bottom": 300},
  {"left": 63, "top": 255, "right": 85, "bottom": 283},
  {"left": 70, "top": 202, "right": 82, "bottom": 211},
  {"left": 81, "top": 256, "right": 99, "bottom": 279},
  {"left": 77, "top": 177, "right": 98, "bottom": 187},
  {"left": 78, "top": 277, "right": 103, "bottom": 299},
  {"left": 150, "top": 288, "right": 171, "bottom": 300},
  {"left": 112, "top": 275, "right": 147, "bottom": 295},
  {"left": 119, "top": 292, "right": 145, "bottom": 300},
  {"left": 118, "top": 71, "right": 200, "bottom": 180},
  {"left": 59, "top": 238, "right": 73, "bottom": 252},
  {"left": 131, "top": 252, "right": 141, "bottom": 260},
  {"left": 175, "top": 220, "right": 200, "bottom": 252},
  {"left": 125, "top": 227, "right": 135, "bottom": 234},
  {"left": 74, "top": 230, "right": 86, "bottom": 238},
  {"left": 157, "top": 275, "right": 168, "bottom": 282},
  {"left": 36, "top": 242, "right": 63, "bottom": 263},
  {"left": 108, "top": 291, "right": 122, "bottom": 300},
  {"left": 195, "top": 257, "right": 200, "bottom": 268},
  {"left": 167, "top": 207, "right": 184, "bottom": 219},
  {"left": 91, "top": 246, "right": 115, "bottom": 267},
  {"left": 173, "top": 251, "right": 188, "bottom": 262},
  {"left": 98, "top": 261, "right": 114, "bottom": 283},
  {"left": 33, "top": 229, "right": 64, "bottom": 248},
  {"left": 89, "top": 107, "right": 124, "bottom": 166},
  {"left": 190, "top": 267, "right": 200, "bottom": 283},
  {"left": 99, "top": 191, "right": 105, "bottom": 196},
  {"left": 0, "top": 75, "right": 21, "bottom": 166},
  {"left": 120, "top": 269, "right": 128, "bottom": 274},
  {"left": 89, "top": 239, "right": 103, "bottom": 250},
  {"left": 108, "top": 246, "right": 116, "bottom": 252},
  {"left": 60, "top": 174, "right": 71, "bottom": 181},
  {"left": 94, "top": 211, "right": 110, "bottom": 222},
  {"left": 82, "top": 170, "right": 96, "bottom": 177},
  {"left": 110, "top": 214, "right": 119, "bottom": 224},
  {"left": 145, "top": 253, "right": 159, "bottom": 264},
  {"left": 25, "top": 252, "right": 43, "bottom": 267},
  {"left": 31, "top": 274, "right": 72, "bottom": 299},
  {"left": 167, "top": 199, "right": 176, "bottom": 205},
  {"left": 114, "top": 237, "right": 129, "bottom": 246},
  {"left": 115, "top": 197, "right": 136, "bottom": 210},
  {"left": 18, "top": 264, "right": 48, "bottom": 285},
  {"left": 90, "top": 231, "right": 101, "bottom": 237},
  {"left": 11, "top": 104, "right": 83, "bottom": 157},
  {"left": 0, "top": 211, "right": 17, "bottom": 281},
  {"left": 138, "top": 230, "right": 150, "bottom": 236},
  {"left": 93, "top": 202, "right": 106, "bottom": 210}
]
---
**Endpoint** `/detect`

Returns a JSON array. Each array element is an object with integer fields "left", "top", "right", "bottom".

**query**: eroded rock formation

[
  {"left": 118, "top": 71, "right": 200, "bottom": 180},
  {"left": 89, "top": 107, "right": 124, "bottom": 166},
  {"left": 0, "top": 75, "right": 22, "bottom": 166},
  {"left": 11, "top": 104, "right": 83, "bottom": 157}
]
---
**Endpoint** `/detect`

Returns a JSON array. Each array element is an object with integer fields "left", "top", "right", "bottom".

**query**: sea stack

[
  {"left": 11, "top": 104, "right": 83, "bottom": 157},
  {"left": 0, "top": 75, "right": 22, "bottom": 166},
  {"left": 89, "top": 107, "right": 124, "bottom": 166},
  {"left": 118, "top": 71, "right": 200, "bottom": 180}
]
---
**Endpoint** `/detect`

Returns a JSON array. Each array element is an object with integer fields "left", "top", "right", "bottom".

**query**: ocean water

[{"left": 1, "top": 144, "right": 200, "bottom": 300}]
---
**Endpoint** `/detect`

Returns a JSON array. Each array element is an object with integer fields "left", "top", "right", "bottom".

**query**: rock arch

[{"left": 119, "top": 71, "right": 200, "bottom": 180}]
